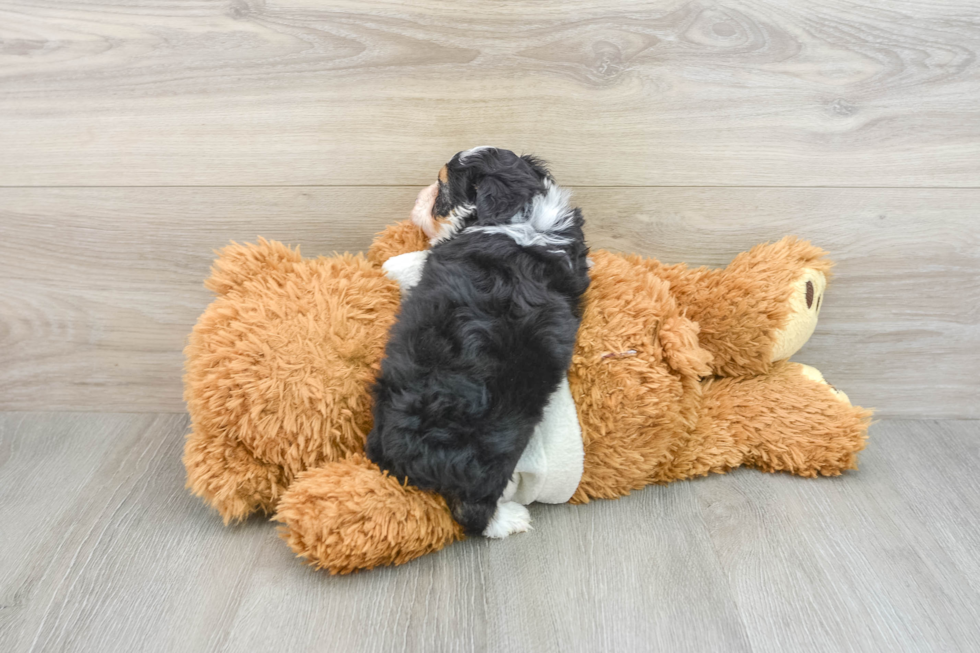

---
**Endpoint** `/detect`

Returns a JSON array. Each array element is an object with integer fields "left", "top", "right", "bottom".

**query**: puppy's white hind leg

[{"left": 482, "top": 500, "right": 532, "bottom": 539}]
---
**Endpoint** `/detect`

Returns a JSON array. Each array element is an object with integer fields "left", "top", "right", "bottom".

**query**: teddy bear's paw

[
  {"left": 483, "top": 500, "right": 532, "bottom": 539},
  {"left": 796, "top": 363, "right": 851, "bottom": 404},
  {"left": 770, "top": 268, "right": 827, "bottom": 362}
]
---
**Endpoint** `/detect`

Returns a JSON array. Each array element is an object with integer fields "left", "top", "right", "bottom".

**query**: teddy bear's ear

[
  {"left": 205, "top": 238, "right": 303, "bottom": 296},
  {"left": 274, "top": 454, "right": 463, "bottom": 574},
  {"left": 367, "top": 220, "right": 430, "bottom": 267}
]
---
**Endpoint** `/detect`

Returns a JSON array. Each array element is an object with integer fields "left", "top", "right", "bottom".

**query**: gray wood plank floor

[{"left": 2, "top": 413, "right": 978, "bottom": 653}]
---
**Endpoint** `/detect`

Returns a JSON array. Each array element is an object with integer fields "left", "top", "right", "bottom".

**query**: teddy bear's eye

[{"left": 806, "top": 280, "right": 814, "bottom": 309}]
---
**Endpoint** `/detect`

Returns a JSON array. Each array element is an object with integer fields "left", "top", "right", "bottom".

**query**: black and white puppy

[{"left": 366, "top": 147, "right": 590, "bottom": 537}]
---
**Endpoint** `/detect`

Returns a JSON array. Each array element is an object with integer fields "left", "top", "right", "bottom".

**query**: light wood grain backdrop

[
  {"left": 1, "top": 0, "right": 978, "bottom": 417},
  {"left": 3, "top": 0, "right": 979, "bottom": 186}
]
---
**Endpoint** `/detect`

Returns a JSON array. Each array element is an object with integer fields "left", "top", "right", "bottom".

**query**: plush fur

[
  {"left": 183, "top": 219, "right": 872, "bottom": 573},
  {"left": 366, "top": 148, "right": 589, "bottom": 535},
  {"left": 276, "top": 454, "right": 464, "bottom": 574}
]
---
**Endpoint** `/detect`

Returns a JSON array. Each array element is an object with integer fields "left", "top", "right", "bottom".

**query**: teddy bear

[{"left": 183, "top": 219, "right": 871, "bottom": 574}]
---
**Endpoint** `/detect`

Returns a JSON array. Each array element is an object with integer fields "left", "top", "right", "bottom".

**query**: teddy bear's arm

[{"left": 640, "top": 237, "right": 833, "bottom": 377}]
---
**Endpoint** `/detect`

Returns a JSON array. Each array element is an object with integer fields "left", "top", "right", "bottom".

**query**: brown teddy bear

[{"left": 183, "top": 219, "right": 871, "bottom": 574}]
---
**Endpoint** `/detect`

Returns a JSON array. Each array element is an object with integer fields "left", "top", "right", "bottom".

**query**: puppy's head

[{"left": 411, "top": 147, "right": 552, "bottom": 242}]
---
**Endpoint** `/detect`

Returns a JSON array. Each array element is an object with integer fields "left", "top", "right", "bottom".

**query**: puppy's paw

[
  {"left": 482, "top": 501, "right": 532, "bottom": 539},
  {"left": 382, "top": 250, "right": 429, "bottom": 295}
]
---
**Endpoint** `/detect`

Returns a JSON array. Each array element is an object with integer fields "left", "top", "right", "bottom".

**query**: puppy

[{"left": 366, "top": 147, "right": 590, "bottom": 537}]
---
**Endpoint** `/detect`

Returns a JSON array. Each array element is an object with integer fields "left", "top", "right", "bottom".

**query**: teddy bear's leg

[
  {"left": 641, "top": 237, "right": 833, "bottom": 377},
  {"left": 669, "top": 361, "right": 871, "bottom": 479},
  {"left": 183, "top": 425, "right": 291, "bottom": 523},
  {"left": 274, "top": 455, "right": 463, "bottom": 574}
]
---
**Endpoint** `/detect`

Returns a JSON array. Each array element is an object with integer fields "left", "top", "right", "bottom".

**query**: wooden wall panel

[
  {"left": 1, "top": 187, "right": 975, "bottom": 417},
  {"left": 1, "top": 0, "right": 978, "bottom": 186}
]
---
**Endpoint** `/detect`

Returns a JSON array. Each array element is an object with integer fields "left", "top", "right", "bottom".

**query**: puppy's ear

[{"left": 520, "top": 154, "right": 552, "bottom": 182}]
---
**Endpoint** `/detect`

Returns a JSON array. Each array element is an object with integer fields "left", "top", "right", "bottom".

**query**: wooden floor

[
  {"left": 2, "top": 1, "right": 979, "bottom": 651},
  {"left": 0, "top": 414, "right": 978, "bottom": 653}
]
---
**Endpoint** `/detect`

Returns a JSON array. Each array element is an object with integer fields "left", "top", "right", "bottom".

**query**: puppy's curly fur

[{"left": 365, "top": 148, "right": 590, "bottom": 535}]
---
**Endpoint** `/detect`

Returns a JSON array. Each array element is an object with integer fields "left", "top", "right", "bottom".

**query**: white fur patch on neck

[{"left": 470, "top": 181, "right": 576, "bottom": 249}]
